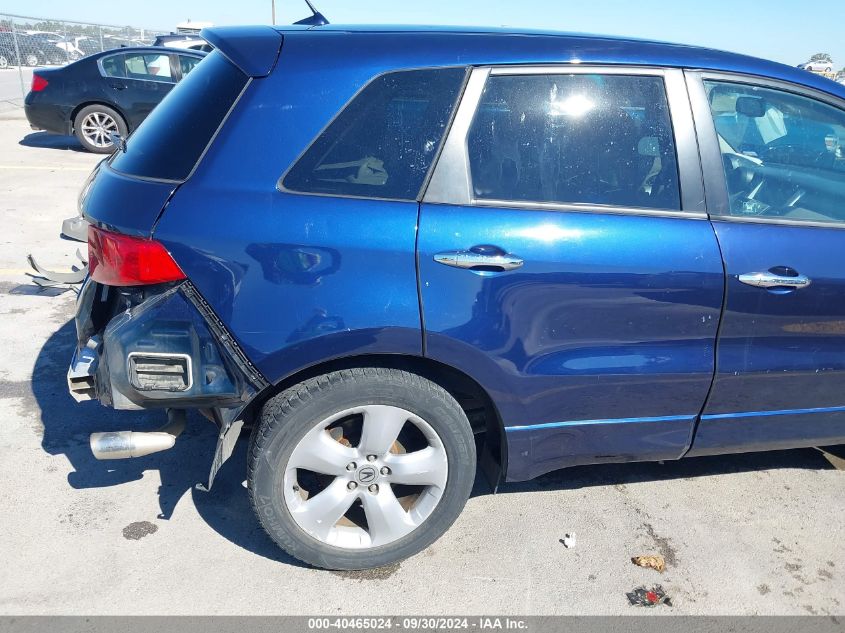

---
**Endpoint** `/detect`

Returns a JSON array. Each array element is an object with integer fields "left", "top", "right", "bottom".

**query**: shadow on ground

[
  {"left": 20, "top": 131, "right": 85, "bottom": 152},
  {"left": 31, "top": 317, "right": 845, "bottom": 566},
  {"left": 32, "top": 318, "right": 304, "bottom": 566}
]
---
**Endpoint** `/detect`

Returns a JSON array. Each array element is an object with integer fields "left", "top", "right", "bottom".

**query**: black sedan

[{"left": 24, "top": 46, "right": 206, "bottom": 153}]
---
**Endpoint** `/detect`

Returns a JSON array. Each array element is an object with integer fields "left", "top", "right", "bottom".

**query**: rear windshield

[{"left": 110, "top": 51, "right": 248, "bottom": 181}]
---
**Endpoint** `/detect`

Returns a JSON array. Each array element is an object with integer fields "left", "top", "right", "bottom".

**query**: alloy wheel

[
  {"left": 80, "top": 111, "right": 118, "bottom": 149},
  {"left": 283, "top": 404, "right": 449, "bottom": 549}
]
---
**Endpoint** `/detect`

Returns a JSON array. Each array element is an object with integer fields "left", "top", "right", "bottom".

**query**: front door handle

[
  {"left": 434, "top": 247, "right": 524, "bottom": 272},
  {"left": 738, "top": 271, "right": 811, "bottom": 289}
]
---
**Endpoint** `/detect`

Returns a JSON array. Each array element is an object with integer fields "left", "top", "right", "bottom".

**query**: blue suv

[{"left": 69, "top": 24, "right": 845, "bottom": 569}]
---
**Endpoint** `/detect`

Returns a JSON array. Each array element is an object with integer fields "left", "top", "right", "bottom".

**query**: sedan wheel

[
  {"left": 73, "top": 105, "right": 128, "bottom": 154},
  {"left": 24, "top": 54, "right": 38, "bottom": 67},
  {"left": 249, "top": 368, "right": 476, "bottom": 569},
  {"left": 0, "top": 55, "right": 8, "bottom": 70}
]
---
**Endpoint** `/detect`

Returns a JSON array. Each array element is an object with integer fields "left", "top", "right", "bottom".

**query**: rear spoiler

[{"left": 200, "top": 26, "right": 283, "bottom": 78}]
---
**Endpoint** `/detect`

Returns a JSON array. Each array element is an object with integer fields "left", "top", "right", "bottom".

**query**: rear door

[
  {"left": 418, "top": 67, "right": 725, "bottom": 481},
  {"left": 686, "top": 72, "right": 845, "bottom": 455},
  {"left": 103, "top": 52, "right": 177, "bottom": 128}
]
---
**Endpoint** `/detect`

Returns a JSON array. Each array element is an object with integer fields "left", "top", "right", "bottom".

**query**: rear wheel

[
  {"left": 24, "top": 53, "right": 39, "bottom": 67},
  {"left": 248, "top": 368, "right": 476, "bottom": 570},
  {"left": 73, "top": 105, "right": 127, "bottom": 154},
  {"left": 0, "top": 55, "right": 7, "bottom": 70}
]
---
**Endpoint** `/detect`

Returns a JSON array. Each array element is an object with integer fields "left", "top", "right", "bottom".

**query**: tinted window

[
  {"left": 101, "top": 54, "right": 126, "bottom": 78},
  {"left": 123, "top": 53, "right": 174, "bottom": 82},
  {"left": 467, "top": 74, "right": 680, "bottom": 210},
  {"left": 283, "top": 68, "right": 467, "bottom": 200},
  {"left": 705, "top": 80, "right": 845, "bottom": 224},
  {"left": 178, "top": 55, "right": 202, "bottom": 78},
  {"left": 110, "top": 51, "right": 247, "bottom": 182}
]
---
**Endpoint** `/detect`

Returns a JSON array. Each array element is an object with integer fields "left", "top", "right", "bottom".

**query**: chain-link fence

[{"left": 0, "top": 13, "right": 168, "bottom": 112}]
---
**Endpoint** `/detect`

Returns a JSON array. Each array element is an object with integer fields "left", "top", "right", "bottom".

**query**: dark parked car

[
  {"left": 25, "top": 33, "right": 76, "bottom": 64},
  {"left": 24, "top": 46, "right": 206, "bottom": 152},
  {"left": 0, "top": 32, "right": 49, "bottom": 67},
  {"left": 70, "top": 25, "right": 845, "bottom": 570}
]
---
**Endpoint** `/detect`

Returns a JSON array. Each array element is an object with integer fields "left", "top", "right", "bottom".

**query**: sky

[{"left": 2, "top": 0, "right": 844, "bottom": 69}]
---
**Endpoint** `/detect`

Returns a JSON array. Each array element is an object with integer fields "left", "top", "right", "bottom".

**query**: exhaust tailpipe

[{"left": 90, "top": 409, "right": 186, "bottom": 460}]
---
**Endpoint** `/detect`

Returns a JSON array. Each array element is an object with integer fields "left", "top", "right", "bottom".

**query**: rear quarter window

[
  {"left": 282, "top": 67, "right": 468, "bottom": 200},
  {"left": 109, "top": 51, "right": 248, "bottom": 182}
]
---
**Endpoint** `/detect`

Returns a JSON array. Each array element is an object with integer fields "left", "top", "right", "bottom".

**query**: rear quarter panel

[{"left": 151, "top": 35, "right": 430, "bottom": 379}]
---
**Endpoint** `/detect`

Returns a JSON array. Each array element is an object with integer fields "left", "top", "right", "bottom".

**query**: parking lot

[
  {"left": 0, "top": 67, "right": 33, "bottom": 113},
  {"left": 0, "top": 109, "right": 844, "bottom": 616}
]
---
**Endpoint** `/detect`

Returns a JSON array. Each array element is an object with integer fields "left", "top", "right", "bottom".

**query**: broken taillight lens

[
  {"left": 88, "top": 225, "right": 186, "bottom": 286},
  {"left": 30, "top": 74, "right": 48, "bottom": 92}
]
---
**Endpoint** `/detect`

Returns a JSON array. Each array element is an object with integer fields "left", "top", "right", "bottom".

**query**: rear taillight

[
  {"left": 30, "top": 74, "right": 48, "bottom": 92},
  {"left": 88, "top": 226, "right": 186, "bottom": 286}
]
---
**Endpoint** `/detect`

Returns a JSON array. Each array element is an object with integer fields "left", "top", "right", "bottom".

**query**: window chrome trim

[
  {"left": 424, "top": 64, "right": 703, "bottom": 216},
  {"left": 468, "top": 198, "right": 706, "bottom": 219},
  {"left": 691, "top": 70, "right": 845, "bottom": 111},
  {"left": 686, "top": 70, "right": 845, "bottom": 226},
  {"left": 711, "top": 215, "right": 845, "bottom": 231},
  {"left": 489, "top": 65, "right": 670, "bottom": 76}
]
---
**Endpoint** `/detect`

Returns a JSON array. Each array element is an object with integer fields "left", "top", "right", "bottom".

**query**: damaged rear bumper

[
  {"left": 69, "top": 279, "right": 267, "bottom": 411},
  {"left": 68, "top": 278, "right": 269, "bottom": 486}
]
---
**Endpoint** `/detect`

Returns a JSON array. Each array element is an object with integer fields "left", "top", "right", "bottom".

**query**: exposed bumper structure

[
  {"left": 69, "top": 280, "right": 265, "bottom": 411},
  {"left": 67, "top": 335, "right": 101, "bottom": 402},
  {"left": 69, "top": 279, "right": 269, "bottom": 478}
]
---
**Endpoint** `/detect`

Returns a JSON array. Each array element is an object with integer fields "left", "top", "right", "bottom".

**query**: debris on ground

[
  {"left": 26, "top": 250, "right": 87, "bottom": 287},
  {"left": 631, "top": 554, "right": 666, "bottom": 572},
  {"left": 626, "top": 585, "right": 673, "bottom": 607},
  {"left": 560, "top": 533, "right": 576, "bottom": 548}
]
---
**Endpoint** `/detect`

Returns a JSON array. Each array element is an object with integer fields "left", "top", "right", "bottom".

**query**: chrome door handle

[
  {"left": 738, "top": 271, "right": 811, "bottom": 289},
  {"left": 434, "top": 250, "right": 524, "bottom": 272}
]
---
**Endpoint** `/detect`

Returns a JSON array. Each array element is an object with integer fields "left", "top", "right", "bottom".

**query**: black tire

[
  {"left": 73, "top": 104, "right": 127, "bottom": 154},
  {"left": 0, "top": 55, "right": 8, "bottom": 70},
  {"left": 248, "top": 367, "right": 476, "bottom": 570}
]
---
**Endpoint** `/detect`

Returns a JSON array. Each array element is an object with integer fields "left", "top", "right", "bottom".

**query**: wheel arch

[{"left": 243, "top": 353, "right": 507, "bottom": 484}]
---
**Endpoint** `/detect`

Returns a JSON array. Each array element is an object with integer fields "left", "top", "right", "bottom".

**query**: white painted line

[{"left": 0, "top": 165, "right": 93, "bottom": 172}]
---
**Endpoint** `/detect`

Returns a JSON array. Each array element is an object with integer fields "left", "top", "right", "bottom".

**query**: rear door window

[
  {"left": 100, "top": 54, "right": 126, "bottom": 78},
  {"left": 123, "top": 53, "right": 175, "bottom": 83},
  {"left": 178, "top": 54, "right": 202, "bottom": 79},
  {"left": 467, "top": 74, "right": 681, "bottom": 210},
  {"left": 282, "top": 67, "right": 467, "bottom": 200},
  {"left": 109, "top": 51, "right": 248, "bottom": 182}
]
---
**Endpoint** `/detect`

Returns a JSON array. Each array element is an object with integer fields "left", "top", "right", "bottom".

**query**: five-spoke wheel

[{"left": 248, "top": 368, "right": 476, "bottom": 570}]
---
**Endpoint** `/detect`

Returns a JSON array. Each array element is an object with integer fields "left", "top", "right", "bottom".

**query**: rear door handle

[
  {"left": 434, "top": 247, "right": 524, "bottom": 272},
  {"left": 738, "top": 271, "right": 811, "bottom": 289},
  {"left": 109, "top": 81, "right": 127, "bottom": 90}
]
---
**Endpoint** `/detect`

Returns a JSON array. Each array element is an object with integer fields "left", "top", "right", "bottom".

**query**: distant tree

[{"left": 810, "top": 52, "right": 833, "bottom": 62}]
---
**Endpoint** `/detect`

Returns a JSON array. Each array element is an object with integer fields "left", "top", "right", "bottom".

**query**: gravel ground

[{"left": 0, "top": 114, "right": 843, "bottom": 616}]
